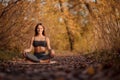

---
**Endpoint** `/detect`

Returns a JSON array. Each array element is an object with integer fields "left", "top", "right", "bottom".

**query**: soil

[{"left": 0, "top": 54, "right": 120, "bottom": 80}]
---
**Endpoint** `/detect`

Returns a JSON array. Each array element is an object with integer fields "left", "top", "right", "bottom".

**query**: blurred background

[
  {"left": 0, "top": 1, "right": 120, "bottom": 80},
  {"left": 0, "top": 0, "right": 120, "bottom": 54}
]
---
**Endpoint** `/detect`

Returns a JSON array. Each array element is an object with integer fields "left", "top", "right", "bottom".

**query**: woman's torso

[{"left": 33, "top": 36, "right": 47, "bottom": 53}]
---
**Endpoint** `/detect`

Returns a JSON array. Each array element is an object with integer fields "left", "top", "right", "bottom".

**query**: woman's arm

[
  {"left": 46, "top": 37, "right": 52, "bottom": 51},
  {"left": 46, "top": 37, "right": 55, "bottom": 57},
  {"left": 24, "top": 37, "right": 34, "bottom": 53}
]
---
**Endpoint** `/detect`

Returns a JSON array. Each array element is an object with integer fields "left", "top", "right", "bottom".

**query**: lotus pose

[{"left": 23, "top": 23, "right": 55, "bottom": 63}]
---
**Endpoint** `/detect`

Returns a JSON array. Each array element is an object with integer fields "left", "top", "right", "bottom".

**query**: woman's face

[{"left": 37, "top": 25, "right": 44, "bottom": 34}]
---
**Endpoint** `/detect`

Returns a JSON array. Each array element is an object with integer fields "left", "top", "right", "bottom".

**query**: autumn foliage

[{"left": 0, "top": 0, "right": 119, "bottom": 53}]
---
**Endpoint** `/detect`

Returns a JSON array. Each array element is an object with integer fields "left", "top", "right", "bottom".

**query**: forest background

[{"left": 0, "top": 0, "right": 120, "bottom": 59}]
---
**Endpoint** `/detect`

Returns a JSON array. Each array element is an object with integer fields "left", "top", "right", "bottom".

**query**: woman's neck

[{"left": 38, "top": 34, "right": 44, "bottom": 37}]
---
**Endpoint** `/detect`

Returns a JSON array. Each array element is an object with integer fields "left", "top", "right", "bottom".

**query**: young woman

[{"left": 23, "top": 23, "right": 55, "bottom": 63}]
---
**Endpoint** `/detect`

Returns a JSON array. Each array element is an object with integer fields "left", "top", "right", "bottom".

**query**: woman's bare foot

[
  {"left": 49, "top": 61, "right": 57, "bottom": 64},
  {"left": 24, "top": 59, "right": 35, "bottom": 64},
  {"left": 40, "top": 59, "right": 50, "bottom": 63},
  {"left": 40, "top": 59, "right": 57, "bottom": 64}
]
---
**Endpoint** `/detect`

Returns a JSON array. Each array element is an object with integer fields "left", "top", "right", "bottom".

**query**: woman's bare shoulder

[{"left": 45, "top": 36, "right": 50, "bottom": 41}]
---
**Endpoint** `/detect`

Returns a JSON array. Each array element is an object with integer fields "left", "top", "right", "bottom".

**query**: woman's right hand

[
  {"left": 24, "top": 49, "right": 30, "bottom": 53},
  {"left": 23, "top": 49, "right": 30, "bottom": 56}
]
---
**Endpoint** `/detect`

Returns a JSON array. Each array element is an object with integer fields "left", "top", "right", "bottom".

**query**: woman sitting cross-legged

[{"left": 23, "top": 23, "right": 55, "bottom": 64}]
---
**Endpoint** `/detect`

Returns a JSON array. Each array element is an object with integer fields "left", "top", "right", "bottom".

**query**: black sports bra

[{"left": 33, "top": 37, "right": 47, "bottom": 47}]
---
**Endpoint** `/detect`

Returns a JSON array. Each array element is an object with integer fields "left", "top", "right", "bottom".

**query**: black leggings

[{"left": 25, "top": 52, "right": 51, "bottom": 62}]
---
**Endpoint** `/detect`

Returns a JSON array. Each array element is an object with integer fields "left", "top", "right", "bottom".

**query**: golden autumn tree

[{"left": 0, "top": 0, "right": 119, "bottom": 53}]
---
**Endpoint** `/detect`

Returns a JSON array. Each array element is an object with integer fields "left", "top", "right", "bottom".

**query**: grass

[{"left": 0, "top": 49, "right": 22, "bottom": 61}]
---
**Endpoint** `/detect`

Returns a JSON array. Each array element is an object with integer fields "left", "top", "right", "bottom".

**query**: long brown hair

[{"left": 34, "top": 23, "right": 45, "bottom": 36}]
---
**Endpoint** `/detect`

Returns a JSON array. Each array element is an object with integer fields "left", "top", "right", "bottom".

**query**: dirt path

[{"left": 0, "top": 54, "right": 120, "bottom": 80}]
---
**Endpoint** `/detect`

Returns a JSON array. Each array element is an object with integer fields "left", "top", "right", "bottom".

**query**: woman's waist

[
  {"left": 34, "top": 47, "right": 46, "bottom": 52},
  {"left": 34, "top": 47, "right": 46, "bottom": 50},
  {"left": 34, "top": 51, "right": 46, "bottom": 54}
]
